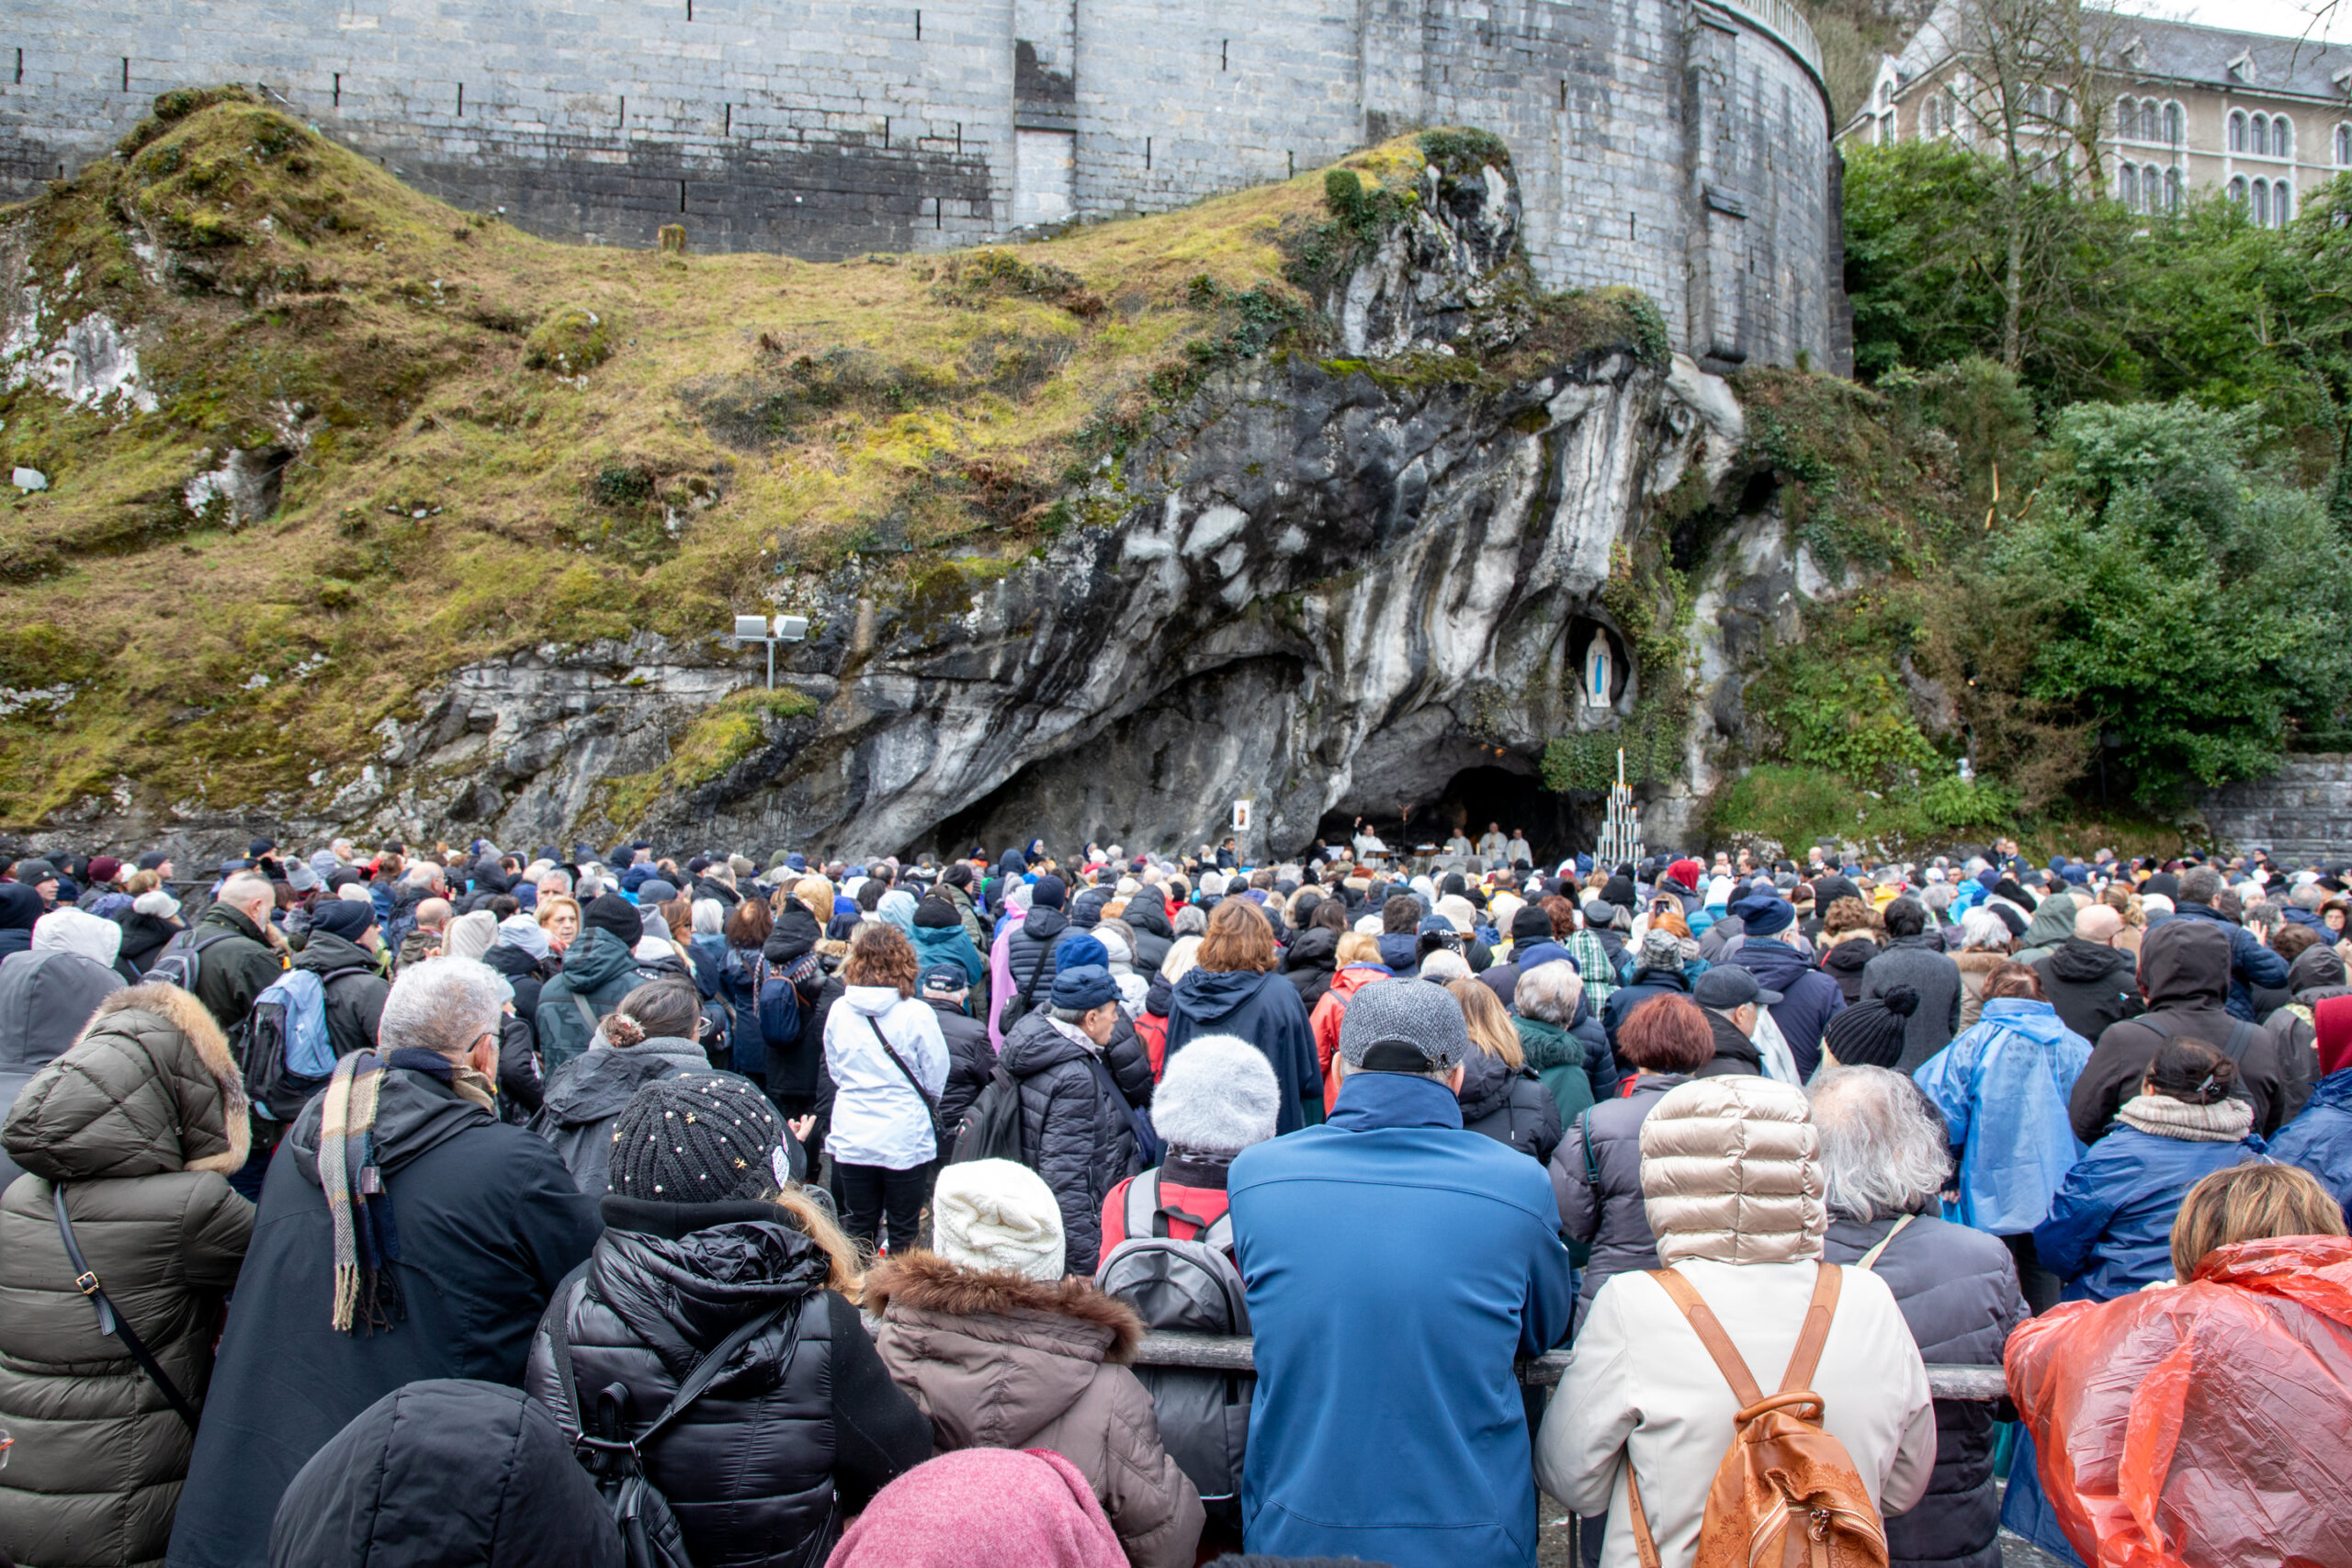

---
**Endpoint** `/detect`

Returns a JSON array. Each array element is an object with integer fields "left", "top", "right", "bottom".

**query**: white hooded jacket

[{"left": 822, "top": 983, "right": 949, "bottom": 1169}]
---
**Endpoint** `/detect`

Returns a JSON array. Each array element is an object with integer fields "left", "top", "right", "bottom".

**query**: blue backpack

[
  {"left": 244, "top": 966, "right": 368, "bottom": 1122},
  {"left": 755, "top": 953, "right": 817, "bottom": 1051}
]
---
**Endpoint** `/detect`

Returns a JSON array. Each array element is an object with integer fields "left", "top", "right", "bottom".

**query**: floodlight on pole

[{"left": 729, "top": 614, "right": 808, "bottom": 689}]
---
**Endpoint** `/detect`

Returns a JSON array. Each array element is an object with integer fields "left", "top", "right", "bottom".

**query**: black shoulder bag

[
  {"left": 53, "top": 1184, "right": 202, "bottom": 1430},
  {"left": 546, "top": 1272, "right": 810, "bottom": 1568}
]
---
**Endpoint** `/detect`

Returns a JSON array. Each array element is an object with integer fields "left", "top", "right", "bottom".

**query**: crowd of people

[{"left": 0, "top": 829, "right": 2346, "bottom": 1568}]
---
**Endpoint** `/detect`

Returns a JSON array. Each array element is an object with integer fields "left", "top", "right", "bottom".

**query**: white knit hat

[
  {"left": 1153, "top": 1034, "right": 1279, "bottom": 1156},
  {"left": 931, "top": 1159, "right": 1067, "bottom": 1281}
]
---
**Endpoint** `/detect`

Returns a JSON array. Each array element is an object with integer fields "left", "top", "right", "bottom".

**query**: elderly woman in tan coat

[
  {"left": 1533, "top": 1075, "right": 1936, "bottom": 1568},
  {"left": 867, "top": 1157, "right": 1204, "bottom": 1568},
  {"left": 0, "top": 984, "right": 256, "bottom": 1568}
]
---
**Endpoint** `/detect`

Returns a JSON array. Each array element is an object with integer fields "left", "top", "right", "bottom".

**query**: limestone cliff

[
  {"left": 1, "top": 96, "right": 1804, "bottom": 863},
  {"left": 323, "top": 154, "right": 1756, "bottom": 859}
]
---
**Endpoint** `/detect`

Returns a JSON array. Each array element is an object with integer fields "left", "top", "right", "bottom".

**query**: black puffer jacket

[
  {"left": 926, "top": 996, "right": 995, "bottom": 1134},
  {"left": 1002, "top": 907, "right": 1072, "bottom": 1009},
  {"left": 1551, "top": 1073, "right": 1690, "bottom": 1333},
  {"left": 1279, "top": 926, "right": 1340, "bottom": 1011},
  {"left": 524, "top": 1198, "right": 931, "bottom": 1568},
  {"left": 998, "top": 1010, "right": 1153, "bottom": 1275},
  {"left": 1455, "top": 1047, "right": 1562, "bottom": 1165},
  {"left": 1822, "top": 1213, "right": 2027, "bottom": 1568}
]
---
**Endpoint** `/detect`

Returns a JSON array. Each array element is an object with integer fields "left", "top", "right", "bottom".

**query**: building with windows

[{"left": 1842, "top": 6, "right": 2352, "bottom": 227}]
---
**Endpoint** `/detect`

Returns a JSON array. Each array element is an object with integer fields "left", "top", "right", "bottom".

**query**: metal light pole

[{"left": 731, "top": 614, "right": 808, "bottom": 686}]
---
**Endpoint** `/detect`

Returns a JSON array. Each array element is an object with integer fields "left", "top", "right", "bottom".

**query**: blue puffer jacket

[
  {"left": 1913, "top": 998, "right": 2092, "bottom": 1235},
  {"left": 1724, "top": 937, "right": 1846, "bottom": 1079},
  {"left": 2032, "top": 1107, "right": 2264, "bottom": 1302},
  {"left": 2270, "top": 1066, "right": 2352, "bottom": 1220},
  {"left": 2166, "top": 899, "right": 2290, "bottom": 1022}
]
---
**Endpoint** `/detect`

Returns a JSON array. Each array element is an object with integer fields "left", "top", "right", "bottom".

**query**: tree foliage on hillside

[{"left": 1706, "top": 145, "right": 2352, "bottom": 847}]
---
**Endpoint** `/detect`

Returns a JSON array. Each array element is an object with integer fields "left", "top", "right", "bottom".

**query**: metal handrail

[{"left": 1128, "top": 1331, "right": 2007, "bottom": 1401}]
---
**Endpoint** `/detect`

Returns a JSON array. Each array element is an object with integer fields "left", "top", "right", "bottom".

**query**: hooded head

[
  {"left": 2137, "top": 919, "right": 2233, "bottom": 1011},
  {"left": 270, "top": 1380, "right": 622, "bottom": 1568},
  {"left": 2288, "top": 943, "right": 2348, "bottom": 997},
  {"left": 1638, "top": 1075, "right": 1826, "bottom": 1267},
  {"left": 1, "top": 983, "right": 249, "bottom": 1181},
  {"left": 32, "top": 907, "right": 123, "bottom": 969}
]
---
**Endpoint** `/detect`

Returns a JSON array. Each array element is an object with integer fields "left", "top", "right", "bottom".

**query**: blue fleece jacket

[{"left": 1228, "top": 1072, "right": 1573, "bottom": 1568}]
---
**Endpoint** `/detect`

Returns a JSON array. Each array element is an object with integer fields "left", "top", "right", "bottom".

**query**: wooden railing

[{"left": 1129, "top": 1331, "right": 2007, "bottom": 1400}]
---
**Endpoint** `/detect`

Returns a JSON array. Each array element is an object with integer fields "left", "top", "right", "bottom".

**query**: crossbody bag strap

[
  {"left": 1853, "top": 1213, "right": 1916, "bottom": 1273},
  {"left": 571, "top": 992, "right": 601, "bottom": 1040},
  {"left": 52, "top": 1184, "right": 202, "bottom": 1431},
  {"left": 1646, "top": 1267, "right": 1767, "bottom": 1406},
  {"left": 861, "top": 1014, "right": 939, "bottom": 1117}
]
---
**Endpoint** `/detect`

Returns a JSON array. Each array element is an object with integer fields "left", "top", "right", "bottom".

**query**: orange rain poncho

[{"left": 2005, "top": 1235, "right": 2352, "bottom": 1567}]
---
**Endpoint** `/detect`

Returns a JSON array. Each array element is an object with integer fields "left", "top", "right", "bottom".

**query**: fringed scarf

[{"left": 319, "top": 1052, "right": 405, "bottom": 1334}]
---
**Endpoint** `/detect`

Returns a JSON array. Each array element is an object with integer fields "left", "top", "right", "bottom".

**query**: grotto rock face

[{"left": 121, "top": 152, "right": 1770, "bottom": 863}]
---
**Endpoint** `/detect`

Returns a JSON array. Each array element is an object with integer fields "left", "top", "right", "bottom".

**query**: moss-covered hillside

[{"left": 9, "top": 92, "right": 1618, "bottom": 829}]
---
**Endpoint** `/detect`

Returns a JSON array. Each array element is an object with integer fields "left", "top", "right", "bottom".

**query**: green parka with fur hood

[{"left": 0, "top": 983, "right": 256, "bottom": 1568}]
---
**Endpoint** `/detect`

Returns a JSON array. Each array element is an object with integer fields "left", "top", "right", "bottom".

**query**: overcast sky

[{"left": 2125, "top": 0, "right": 2352, "bottom": 46}]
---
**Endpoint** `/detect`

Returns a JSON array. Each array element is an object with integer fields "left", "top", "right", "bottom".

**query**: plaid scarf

[{"left": 318, "top": 1052, "right": 404, "bottom": 1334}]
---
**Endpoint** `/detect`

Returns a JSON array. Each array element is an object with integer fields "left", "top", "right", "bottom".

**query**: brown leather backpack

[{"left": 1623, "top": 1264, "right": 1891, "bottom": 1568}]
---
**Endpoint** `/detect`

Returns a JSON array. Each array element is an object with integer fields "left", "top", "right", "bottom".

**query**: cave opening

[{"left": 1315, "top": 763, "right": 1595, "bottom": 868}]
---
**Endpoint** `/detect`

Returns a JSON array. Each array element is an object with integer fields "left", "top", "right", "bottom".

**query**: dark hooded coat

[
  {"left": 758, "top": 903, "right": 830, "bottom": 1099},
  {"left": 1455, "top": 1047, "right": 1563, "bottom": 1165},
  {"left": 165, "top": 1060, "right": 604, "bottom": 1568},
  {"left": 2259, "top": 945, "right": 2352, "bottom": 1123},
  {"left": 1278, "top": 925, "right": 1340, "bottom": 1011},
  {"left": 534, "top": 927, "right": 655, "bottom": 1073},
  {"left": 1163, "top": 967, "right": 1319, "bottom": 1134},
  {"left": 2167, "top": 897, "right": 2290, "bottom": 1022},
  {"left": 0, "top": 986, "right": 255, "bottom": 1568},
  {"left": 2070, "top": 920, "right": 2290, "bottom": 1145},
  {"left": 0, "top": 945, "right": 127, "bottom": 1193},
  {"left": 528, "top": 1036, "right": 716, "bottom": 1194},
  {"left": 267, "top": 1380, "right": 620, "bottom": 1568},
  {"left": 2032, "top": 937, "right": 2144, "bottom": 1055}
]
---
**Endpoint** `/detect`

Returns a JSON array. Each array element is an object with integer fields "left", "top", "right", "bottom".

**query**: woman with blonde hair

[
  {"left": 2005, "top": 1162, "right": 2352, "bottom": 1568},
  {"left": 535, "top": 894, "right": 582, "bottom": 957},
  {"left": 526, "top": 1072, "right": 932, "bottom": 1568},
  {"left": 1447, "top": 977, "right": 1562, "bottom": 1164},
  {"left": 1310, "top": 931, "right": 1391, "bottom": 1112},
  {"left": 1164, "top": 898, "right": 1320, "bottom": 1132}
]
